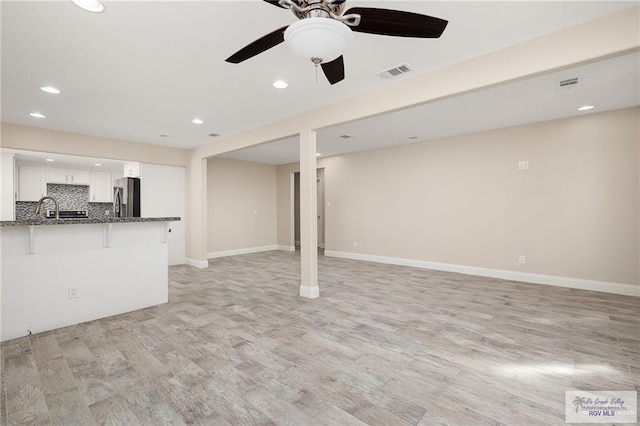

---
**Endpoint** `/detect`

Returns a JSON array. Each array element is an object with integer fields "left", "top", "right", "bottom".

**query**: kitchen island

[{"left": 0, "top": 217, "right": 180, "bottom": 341}]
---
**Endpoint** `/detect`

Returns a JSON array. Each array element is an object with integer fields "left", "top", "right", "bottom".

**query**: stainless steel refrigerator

[{"left": 113, "top": 177, "right": 141, "bottom": 217}]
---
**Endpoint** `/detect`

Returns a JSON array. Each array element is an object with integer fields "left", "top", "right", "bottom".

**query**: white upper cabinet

[
  {"left": 18, "top": 164, "right": 46, "bottom": 201},
  {"left": 123, "top": 162, "right": 140, "bottom": 178},
  {"left": 47, "top": 166, "right": 90, "bottom": 185},
  {"left": 89, "top": 171, "right": 113, "bottom": 203},
  {"left": 46, "top": 166, "right": 67, "bottom": 184},
  {"left": 72, "top": 169, "right": 90, "bottom": 184}
]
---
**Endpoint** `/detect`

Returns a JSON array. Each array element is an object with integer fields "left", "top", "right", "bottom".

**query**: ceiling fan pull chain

[{"left": 311, "top": 56, "right": 322, "bottom": 84}]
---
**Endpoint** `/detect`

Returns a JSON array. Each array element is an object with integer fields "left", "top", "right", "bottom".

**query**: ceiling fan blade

[
  {"left": 345, "top": 7, "right": 448, "bottom": 38},
  {"left": 321, "top": 56, "right": 345, "bottom": 85},
  {"left": 225, "top": 26, "right": 289, "bottom": 64},
  {"left": 262, "top": 0, "right": 286, "bottom": 8}
]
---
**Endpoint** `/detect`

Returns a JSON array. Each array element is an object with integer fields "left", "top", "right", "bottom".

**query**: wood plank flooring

[{"left": 1, "top": 250, "right": 638, "bottom": 425}]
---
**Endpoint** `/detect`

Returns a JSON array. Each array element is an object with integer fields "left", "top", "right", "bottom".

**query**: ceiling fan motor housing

[{"left": 284, "top": 0, "right": 346, "bottom": 20}]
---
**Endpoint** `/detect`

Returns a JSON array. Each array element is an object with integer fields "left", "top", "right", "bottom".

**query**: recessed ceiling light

[
  {"left": 192, "top": 118, "right": 204, "bottom": 125},
  {"left": 30, "top": 112, "right": 46, "bottom": 118},
  {"left": 71, "top": 0, "right": 105, "bottom": 13},
  {"left": 578, "top": 105, "right": 595, "bottom": 111},
  {"left": 316, "top": 153, "right": 321, "bottom": 157},
  {"left": 40, "top": 86, "right": 61, "bottom": 94},
  {"left": 45, "top": 158, "right": 55, "bottom": 162},
  {"left": 273, "top": 80, "right": 288, "bottom": 89},
  {"left": 94, "top": 163, "right": 102, "bottom": 167}
]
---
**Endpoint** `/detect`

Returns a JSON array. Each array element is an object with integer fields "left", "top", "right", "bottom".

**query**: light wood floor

[{"left": 1, "top": 251, "right": 638, "bottom": 425}]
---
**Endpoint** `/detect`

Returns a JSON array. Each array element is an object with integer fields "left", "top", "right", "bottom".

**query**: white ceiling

[
  {"left": 2, "top": 1, "right": 638, "bottom": 164},
  {"left": 221, "top": 52, "right": 640, "bottom": 164}
]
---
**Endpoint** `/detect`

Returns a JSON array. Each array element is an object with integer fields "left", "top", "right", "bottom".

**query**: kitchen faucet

[{"left": 34, "top": 195, "right": 59, "bottom": 219}]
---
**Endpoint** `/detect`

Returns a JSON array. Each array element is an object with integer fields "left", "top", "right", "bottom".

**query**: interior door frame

[
  {"left": 289, "top": 171, "right": 295, "bottom": 250},
  {"left": 290, "top": 169, "right": 325, "bottom": 250}
]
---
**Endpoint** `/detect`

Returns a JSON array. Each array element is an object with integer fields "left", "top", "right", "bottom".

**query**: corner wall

[
  {"left": 207, "top": 157, "right": 277, "bottom": 257},
  {"left": 277, "top": 108, "right": 640, "bottom": 290}
]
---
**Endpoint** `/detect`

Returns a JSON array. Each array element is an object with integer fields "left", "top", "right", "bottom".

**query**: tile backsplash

[
  {"left": 15, "top": 184, "right": 113, "bottom": 220},
  {"left": 47, "top": 184, "right": 89, "bottom": 210}
]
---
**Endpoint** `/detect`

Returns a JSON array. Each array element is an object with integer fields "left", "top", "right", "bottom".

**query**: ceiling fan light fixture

[
  {"left": 71, "top": 0, "right": 105, "bottom": 13},
  {"left": 284, "top": 17, "right": 352, "bottom": 64}
]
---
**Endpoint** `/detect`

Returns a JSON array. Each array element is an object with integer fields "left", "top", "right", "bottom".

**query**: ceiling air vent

[
  {"left": 557, "top": 77, "right": 581, "bottom": 90},
  {"left": 377, "top": 63, "right": 413, "bottom": 79}
]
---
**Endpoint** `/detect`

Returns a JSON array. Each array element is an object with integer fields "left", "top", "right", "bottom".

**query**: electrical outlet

[
  {"left": 68, "top": 286, "right": 80, "bottom": 299},
  {"left": 353, "top": 241, "right": 358, "bottom": 248},
  {"left": 518, "top": 161, "right": 529, "bottom": 170},
  {"left": 518, "top": 255, "right": 526, "bottom": 264}
]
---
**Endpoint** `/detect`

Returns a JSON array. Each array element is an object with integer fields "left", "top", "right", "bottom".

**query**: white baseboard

[
  {"left": 208, "top": 245, "right": 278, "bottom": 259},
  {"left": 277, "top": 245, "right": 296, "bottom": 252},
  {"left": 185, "top": 258, "right": 209, "bottom": 269},
  {"left": 300, "top": 285, "right": 320, "bottom": 299},
  {"left": 289, "top": 242, "right": 322, "bottom": 249},
  {"left": 324, "top": 250, "right": 639, "bottom": 297}
]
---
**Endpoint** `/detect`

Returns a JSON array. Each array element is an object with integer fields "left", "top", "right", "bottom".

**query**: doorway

[{"left": 293, "top": 168, "right": 325, "bottom": 249}]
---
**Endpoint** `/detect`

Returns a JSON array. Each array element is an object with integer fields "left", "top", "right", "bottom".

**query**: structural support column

[
  {"left": 299, "top": 129, "right": 319, "bottom": 298},
  {"left": 185, "top": 156, "right": 209, "bottom": 268}
]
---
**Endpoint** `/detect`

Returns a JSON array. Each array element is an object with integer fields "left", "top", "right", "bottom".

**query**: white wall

[
  {"left": 0, "top": 150, "right": 15, "bottom": 221},
  {"left": 140, "top": 163, "right": 186, "bottom": 266}
]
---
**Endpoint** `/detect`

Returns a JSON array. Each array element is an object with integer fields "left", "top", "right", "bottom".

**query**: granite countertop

[{"left": 0, "top": 217, "right": 181, "bottom": 227}]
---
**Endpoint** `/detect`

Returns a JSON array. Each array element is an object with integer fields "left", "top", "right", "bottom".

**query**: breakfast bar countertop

[{"left": 0, "top": 217, "right": 181, "bottom": 227}]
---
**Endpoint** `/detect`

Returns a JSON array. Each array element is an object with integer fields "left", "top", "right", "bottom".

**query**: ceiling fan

[{"left": 225, "top": 0, "right": 448, "bottom": 85}]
